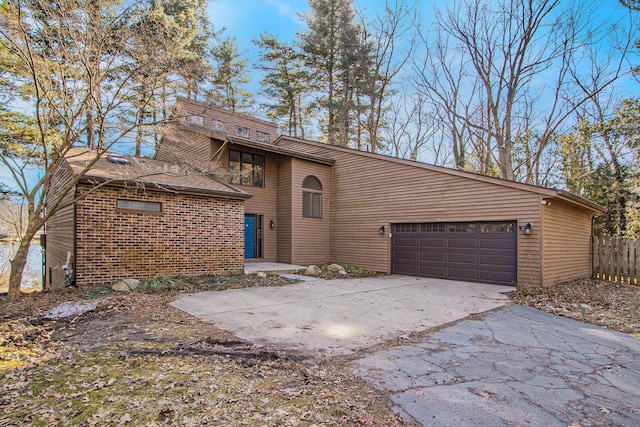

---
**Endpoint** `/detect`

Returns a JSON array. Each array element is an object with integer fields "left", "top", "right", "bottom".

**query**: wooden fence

[{"left": 593, "top": 236, "right": 639, "bottom": 285}]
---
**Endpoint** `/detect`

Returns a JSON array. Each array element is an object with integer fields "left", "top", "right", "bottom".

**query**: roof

[
  {"left": 273, "top": 136, "right": 604, "bottom": 213},
  {"left": 64, "top": 147, "right": 251, "bottom": 199}
]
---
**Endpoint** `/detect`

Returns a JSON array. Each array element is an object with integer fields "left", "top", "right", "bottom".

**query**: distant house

[{"left": 45, "top": 98, "right": 603, "bottom": 289}]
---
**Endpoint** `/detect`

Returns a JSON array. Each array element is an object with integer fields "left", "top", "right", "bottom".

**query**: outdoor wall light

[
  {"left": 540, "top": 198, "right": 550, "bottom": 205},
  {"left": 269, "top": 220, "right": 275, "bottom": 229},
  {"left": 519, "top": 223, "right": 532, "bottom": 235},
  {"left": 379, "top": 225, "right": 385, "bottom": 235}
]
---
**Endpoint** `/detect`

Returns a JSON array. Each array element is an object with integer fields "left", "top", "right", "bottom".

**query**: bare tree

[
  {"left": 356, "top": 0, "right": 415, "bottom": 153},
  {"left": 382, "top": 91, "right": 439, "bottom": 162},
  {"left": 0, "top": 0, "right": 191, "bottom": 300},
  {"left": 415, "top": 0, "right": 638, "bottom": 182}
]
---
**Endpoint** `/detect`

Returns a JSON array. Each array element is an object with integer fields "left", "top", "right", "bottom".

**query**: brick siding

[{"left": 74, "top": 183, "right": 244, "bottom": 287}]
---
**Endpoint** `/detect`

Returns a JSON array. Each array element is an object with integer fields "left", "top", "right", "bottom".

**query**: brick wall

[{"left": 74, "top": 183, "right": 245, "bottom": 287}]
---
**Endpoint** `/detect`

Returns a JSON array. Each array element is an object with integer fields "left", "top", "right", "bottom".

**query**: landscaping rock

[
  {"left": 44, "top": 301, "right": 98, "bottom": 319},
  {"left": 305, "top": 265, "right": 322, "bottom": 276},
  {"left": 327, "top": 264, "right": 346, "bottom": 274},
  {"left": 580, "top": 303, "right": 593, "bottom": 313},
  {"left": 111, "top": 278, "right": 140, "bottom": 292},
  {"left": 256, "top": 272, "right": 267, "bottom": 279}
]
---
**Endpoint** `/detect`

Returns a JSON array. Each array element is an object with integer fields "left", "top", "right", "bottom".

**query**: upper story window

[
  {"left": 229, "top": 149, "right": 264, "bottom": 187},
  {"left": 235, "top": 125, "right": 250, "bottom": 139},
  {"left": 302, "top": 175, "right": 323, "bottom": 219},
  {"left": 256, "top": 131, "right": 270, "bottom": 143},
  {"left": 184, "top": 115, "right": 204, "bottom": 126},
  {"left": 211, "top": 119, "right": 226, "bottom": 132}
]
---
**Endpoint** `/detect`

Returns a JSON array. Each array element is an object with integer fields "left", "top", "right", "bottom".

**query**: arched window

[
  {"left": 302, "top": 175, "right": 323, "bottom": 218},
  {"left": 302, "top": 175, "right": 322, "bottom": 191}
]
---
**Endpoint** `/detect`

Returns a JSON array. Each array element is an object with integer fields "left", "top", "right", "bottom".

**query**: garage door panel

[
  {"left": 479, "top": 238, "right": 515, "bottom": 250},
  {"left": 419, "top": 251, "right": 446, "bottom": 262},
  {"left": 419, "top": 238, "right": 446, "bottom": 248},
  {"left": 447, "top": 238, "right": 478, "bottom": 249},
  {"left": 447, "top": 253, "right": 478, "bottom": 264},
  {"left": 394, "top": 264, "right": 418, "bottom": 275},
  {"left": 419, "top": 265, "right": 446, "bottom": 278},
  {"left": 394, "top": 236, "right": 419, "bottom": 248},
  {"left": 392, "top": 221, "right": 516, "bottom": 286},
  {"left": 447, "top": 267, "right": 479, "bottom": 281},
  {"left": 479, "top": 254, "right": 516, "bottom": 267},
  {"left": 394, "top": 250, "right": 418, "bottom": 261},
  {"left": 479, "top": 269, "right": 514, "bottom": 283}
]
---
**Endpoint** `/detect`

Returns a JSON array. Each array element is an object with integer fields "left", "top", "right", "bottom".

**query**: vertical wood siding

[
  {"left": 290, "top": 159, "right": 331, "bottom": 265},
  {"left": 541, "top": 200, "right": 593, "bottom": 285},
  {"left": 278, "top": 138, "right": 544, "bottom": 287},
  {"left": 276, "top": 158, "right": 293, "bottom": 263}
]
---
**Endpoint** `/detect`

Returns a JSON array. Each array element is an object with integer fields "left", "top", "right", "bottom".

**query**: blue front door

[{"left": 244, "top": 215, "right": 255, "bottom": 259}]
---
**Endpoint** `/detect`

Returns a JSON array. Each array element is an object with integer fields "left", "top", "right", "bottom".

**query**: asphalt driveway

[
  {"left": 353, "top": 304, "right": 640, "bottom": 426},
  {"left": 171, "top": 275, "right": 512, "bottom": 356}
]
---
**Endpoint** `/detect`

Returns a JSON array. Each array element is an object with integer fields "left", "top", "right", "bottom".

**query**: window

[
  {"left": 184, "top": 115, "right": 203, "bottom": 126},
  {"left": 421, "top": 223, "right": 445, "bottom": 233},
  {"left": 302, "top": 175, "right": 323, "bottom": 218},
  {"left": 116, "top": 199, "right": 161, "bottom": 213},
  {"left": 256, "top": 131, "right": 270, "bottom": 143},
  {"left": 229, "top": 149, "right": 265, "bottom": 187},
  {"left": 448, "top": 223, "right": 477, "bottom": 233},
  {"left": 211, "top": 119, "right": 226, "bottom": 132},
  {"left": 480, "top": 222, "right": 514, "bottom": 233},
  {"left": 394, "top": 224, "right": 417, "bottom": 233},
  {"left": 235, "top": 125, "right": 250, "bottom": 138}
]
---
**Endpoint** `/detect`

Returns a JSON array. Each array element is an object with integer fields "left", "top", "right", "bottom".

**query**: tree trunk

[{"left": 7, "top": 235, "right": 33, "bottom": 301}]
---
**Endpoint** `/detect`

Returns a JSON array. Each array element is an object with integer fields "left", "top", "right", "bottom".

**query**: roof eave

[{"left": 78, "top": 175, "right": 253, "bottom": 200}]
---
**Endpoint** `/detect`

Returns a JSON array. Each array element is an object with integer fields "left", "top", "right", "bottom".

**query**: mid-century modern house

[{"left": 45, "top": 98, "right": 603, "bottom": 289}]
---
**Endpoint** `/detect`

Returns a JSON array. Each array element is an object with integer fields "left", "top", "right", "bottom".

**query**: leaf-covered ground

[
  {"left": 1, "top": 274, "right": 409, "bottom": 426},
  {"left": 510, "top": 278, "right": 640, "bottom": 337},
  {"left": 1, "top": 274, "right": 638, "bottom": 426}
]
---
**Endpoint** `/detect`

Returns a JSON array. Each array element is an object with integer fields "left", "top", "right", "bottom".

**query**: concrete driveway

[
  {"left": 171, "top": 275, "right": 512, "bottom": 356},
  {"left": 171, "top": 276, "right": 640, "bottom": 425}
]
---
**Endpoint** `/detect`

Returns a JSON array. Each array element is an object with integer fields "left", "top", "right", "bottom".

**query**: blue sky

[{"left": 205, "top": 0, "right": 639, "bottom": 106}]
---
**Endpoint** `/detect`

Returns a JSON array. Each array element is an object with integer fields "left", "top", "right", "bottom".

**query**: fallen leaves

[
  {"left": 511, "top": 279, "right": 640, "bottom": 335},
  {"left": 0, "top": 291, "right": 408, "bottom": 426}
]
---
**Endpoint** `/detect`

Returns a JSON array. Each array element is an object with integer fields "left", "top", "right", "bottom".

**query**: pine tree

[
  {"left": 208, "top": 35, "right": 254, "bottom": 112},
  {"left": 299, "top": 0, "right": 362, "bottom": 146},
  {"left": 254, "top": 33, "right": 313, "bottom": 138}
]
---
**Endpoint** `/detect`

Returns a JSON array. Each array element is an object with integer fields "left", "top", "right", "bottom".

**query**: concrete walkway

[
  {"left": 171, "top": 275, "right": 512, "bottom": 356},
  {"left": 244, "top": 262, "right": 305, "bottom": 275},
  {"left": 353, "top": 305, "right": 640, "bottom": 426}
]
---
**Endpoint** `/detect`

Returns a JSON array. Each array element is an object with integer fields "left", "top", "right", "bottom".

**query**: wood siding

[
  {"left": 212, "top": 139, "right": 280, "bottom": 261},
  {"left": 155, "top": 128, "right": 211, "bottom": 170},
  {"left": 541, "top": 200, "right": 593, "bottom": 285},
  {"left": 277, "top": 138, "right": 544, "bottom": 287},
  {"left": 45, "top": 162, "right": 77, "bottom": 289},
  {"left": 290, "top": 158, "right": 331, "bottom": 265},
  {"left": 276, "top": 158, "right": 293, "bottom": 263}
]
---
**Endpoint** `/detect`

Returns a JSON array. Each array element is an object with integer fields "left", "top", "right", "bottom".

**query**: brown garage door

[{"left": 391, "top": 222, "right": 517, "bottom": 286}]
